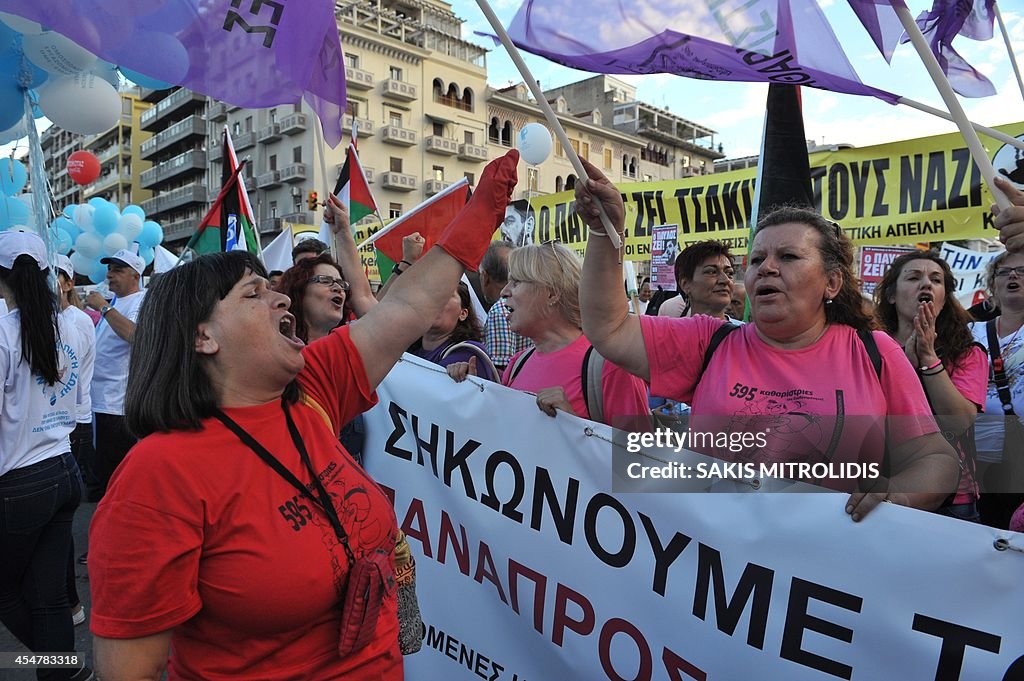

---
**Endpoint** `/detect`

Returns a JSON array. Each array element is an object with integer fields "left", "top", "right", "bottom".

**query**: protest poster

[
  {"left": 859, "top": 246, "right": 916, "bottom": 295},
  {"left": 650, "top": 223, "right": 679, "bottom": 290},
  {"left": 939, "top": 242, "right": 1004, "bottom": 307}
]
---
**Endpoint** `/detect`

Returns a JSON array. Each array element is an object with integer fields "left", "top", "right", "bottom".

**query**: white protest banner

[
  {"left": 939, "top": 242, "right": 1004, "bottom": 307},
  {"left": 364, "top": 356, "right": 1024, "bottom": 681}
]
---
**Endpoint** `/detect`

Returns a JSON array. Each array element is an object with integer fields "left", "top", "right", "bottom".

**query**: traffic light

[{"left": 307, "top": 191, "right": 318, "bottom": 211}]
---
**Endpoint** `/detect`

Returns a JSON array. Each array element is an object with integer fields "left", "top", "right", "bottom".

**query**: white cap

[
  {"left": 55, "top": 254, "right": 74, "bottom": 279},
  {"left": 100, "top": 248, "right": 145, "bottom": 275},
  {"left": 0, "top": 230, "right": 47, "bottom": 270}
]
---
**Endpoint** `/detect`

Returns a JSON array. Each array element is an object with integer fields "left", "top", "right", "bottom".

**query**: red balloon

[{"left": 67, "top": 150, "right": 101, "bottom": 185}]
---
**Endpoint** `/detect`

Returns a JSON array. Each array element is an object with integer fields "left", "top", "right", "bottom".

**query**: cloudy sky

[{"left": 450, "top": 0, "right": 1024, "bottom": 159}]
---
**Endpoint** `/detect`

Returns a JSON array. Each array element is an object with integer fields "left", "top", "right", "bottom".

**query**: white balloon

[
  {"left": 102, "top": 232, "right": 127, "bottom": 255},
  {"left": 117, "top": 213, "right": 144, "bottom": 240},
  {"left": 74, "top": 231, "right": 102, "bottom": 259},
  {"left": 38, "top": 74, "right": 120, "bottom": 135},
  {"left": 517, "top": 124, "right": 553, "bottom": 166},
  {"left": 0, "top": 12, "right": 44, "bottom": 35},
  {"left": 90, "top": 59, "right": 121, "bottom": 88},
  {"left": 23, "top": 32, "right": 98, "bottom": 76},
  {"left": 69, "top": 251, "right": 97, "bottom": 278},
  {"left": 74, "top": 204, "right": 95, "bottom": 231}
]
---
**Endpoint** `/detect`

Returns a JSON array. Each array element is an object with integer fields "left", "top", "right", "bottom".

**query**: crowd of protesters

[{"left": 3, "top": 153, "right": 1024, "bottom": 678}]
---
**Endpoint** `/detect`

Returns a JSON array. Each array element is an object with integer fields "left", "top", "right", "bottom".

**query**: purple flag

[
  {"left": 846, "top": 0, "right": 905, "bottom": 62},
  {"left": 505, "top": 0, "right": 898, "bottom": 104},
  {"left": 903, "top": 0, "right": 997, "bottom": 97},
  {"left": 0, "top": 0, "right": 346, "bottom": 145}
]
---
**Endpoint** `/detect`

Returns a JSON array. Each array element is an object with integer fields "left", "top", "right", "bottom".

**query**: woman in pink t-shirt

[
  {"left": 573, "top": 158, "right": 958, "bottom": 521},
  {"left": 873, "top": 251, "right": 988, "bottom": 522},
  {"left": 449, "top": 241, "right": 649, "bottom": 426}
]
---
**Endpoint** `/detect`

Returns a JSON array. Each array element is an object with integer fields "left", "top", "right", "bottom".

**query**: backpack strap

[
  {"left": 699, "top": 323, "right": 741, "bottom": 377},
  {"left": 580, "top": 345, "right": 607, "bottom": 423},
  {"left": 856, "top": 329, "right": 883, "bottom": 381},
  {"left": 440, "top": 341, "right": 500, "bottom": 383},
  {"left": 506, "top": 347, "right": 535, "bottom": 384},
  {"left": 986, "top": 319, "right": 1017, "bottom": 416}
]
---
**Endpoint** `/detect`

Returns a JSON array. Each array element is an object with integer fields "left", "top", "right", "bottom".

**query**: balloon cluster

[
  {"left": 0, "top": 12, "right": 174, "bottom": 141},
  {"left": 49, "top": 197, "right": 163, "bottom": 284}
]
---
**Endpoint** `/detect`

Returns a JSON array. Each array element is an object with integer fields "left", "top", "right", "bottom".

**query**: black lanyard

[{"left": 213, "top": 400, "right": 356, "bottom": 566}]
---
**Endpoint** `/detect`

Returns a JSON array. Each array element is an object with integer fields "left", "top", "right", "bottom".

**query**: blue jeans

[
  {"left": 939, "top": 501, "right": 981, "bottom": 523},
  {"left": 0, "top": 452, "right": 83, "bottom": 680}
]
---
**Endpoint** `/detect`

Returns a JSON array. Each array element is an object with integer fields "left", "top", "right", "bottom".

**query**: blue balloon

[
  {"left": 0, "top": 158, "right": 27, "bottom": 196},
  {"left": 138, "top": 220, "right": 163, "bottom": 248},
  {"left": 52, "top": 216, "right": 79, "bottom": 243},
  {"left": 54, "top": 227, "right": 73, "bottom": 255},
  {"left": 88, "top": 197, "right": 109, "bottom": 209},
  {"left": 121, "top": 204, "right": 145, "bottom": 219},
  {"left": 0, "top": 195, "right": 29, "bottom": 229},
  {"left": 62, "top": 205, "right": 76, "bottom": 220},
  {"left": 93, "top": 203, "right": 120, "bottom": 236},
  {"left": 88, "top": 264, "right": 107, "bottom": 285},
  {"left": 0, "top": 83, "right": 23, "bottom": 132},
  {"left": 118, "top": 67, "right": 172, "bottom": 91},
  {"left": 138, "top": 245, "right": 155, "bottom": 267}
]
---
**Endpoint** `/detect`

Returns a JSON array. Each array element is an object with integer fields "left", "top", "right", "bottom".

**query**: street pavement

[{"left": 0, "top": 502, "right": 96, "bottom": 681}]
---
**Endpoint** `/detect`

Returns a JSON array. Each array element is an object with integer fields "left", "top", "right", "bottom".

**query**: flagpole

[
  {"left": 994, "top": 1, "right": 1024, "bottom": 103},
  {"left": 896, "top": 97, "right": 1024, "bottom": 151},
  {"left": 311, "top": 113, "right": 336, "bottom": 261},
  {"left": 473, "top": 0, "right": 621, "bottom": 251},
  {"left": 892, "top": 0, "right": 1009, "bottom": 211}
]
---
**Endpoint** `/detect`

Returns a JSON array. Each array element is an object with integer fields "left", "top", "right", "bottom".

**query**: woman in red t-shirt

[
  {"left": 873, "top": 251, "right": 989, "bottom": 522},
  {"left": 88, "top": 152, "right": 520, "bottom": 680}
]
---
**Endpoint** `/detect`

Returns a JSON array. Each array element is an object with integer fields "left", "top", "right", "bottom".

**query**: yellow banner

[
  {"left": 289, "top": 221, "right": 384, "bottom": 283},
  {"left": 527, "top": 121, "right": 1024, "bottom": 259}
]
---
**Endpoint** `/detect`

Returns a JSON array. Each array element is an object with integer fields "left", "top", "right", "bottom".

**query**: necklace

[{"left": 997, "top": 316, "right": 1024, "bottom": 359}]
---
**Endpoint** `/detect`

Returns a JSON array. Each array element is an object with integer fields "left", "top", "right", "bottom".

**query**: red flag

[{"left": 373, "top": 180, "right": 470, "bottom": 263}]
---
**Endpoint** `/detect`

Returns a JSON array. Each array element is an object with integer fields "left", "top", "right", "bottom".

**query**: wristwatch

[{"left": 100, "top": 305, "right": 112, "bottom": 317}]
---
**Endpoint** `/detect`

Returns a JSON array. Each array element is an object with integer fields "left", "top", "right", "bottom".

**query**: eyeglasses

[
  {"left": 307, "top": 275, "right": 350, "bottom": 290},
  {"left": 995, "top": 267, "right": 1024, "bottom": 278}
]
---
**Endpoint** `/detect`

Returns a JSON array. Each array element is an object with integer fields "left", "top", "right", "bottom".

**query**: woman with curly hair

[{"left": 874, "top": 251, "right": 988, "bottom": 522}]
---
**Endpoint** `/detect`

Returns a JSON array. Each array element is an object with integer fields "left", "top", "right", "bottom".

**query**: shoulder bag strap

[
  {"left": 699, "top": 323, "right": 741, "bottom": 377},
  {"left": 579, "top": 345, "right": 606, "bottom": 423},
  {"left": 440, "top": 341, "right": 500, "bottom": 381},
  {"left": 507, "top": 347, "right": 536, "bottom": 384},
  {"left": 987, "top": 319, "right": 1017, "bottom": 416}
]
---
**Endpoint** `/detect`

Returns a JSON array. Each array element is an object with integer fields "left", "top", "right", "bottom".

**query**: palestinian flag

[
  {"left": 334, "top": 143, "right": 376, "bottom": 224},
  {"left": 186, "top": 127, "right": 260, "bottom": 256}
]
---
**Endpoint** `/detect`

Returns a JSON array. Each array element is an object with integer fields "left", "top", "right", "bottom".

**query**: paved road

[{"left": 0, "top": 502, "right": 97, "bottom": 681}]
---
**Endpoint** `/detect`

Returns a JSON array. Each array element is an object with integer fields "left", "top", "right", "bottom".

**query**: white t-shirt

[
  {"left": 92, "top": 289, "right": 145, "bottom": 416},
  {"left": 969, "top": 319, "right": 1024, "bottom": 460},
  {"left": 61, "top": 306, "right": 96, "bottom": 423},
  {"left": 1, "top": 308, "right": 87, "bottom": 475}
]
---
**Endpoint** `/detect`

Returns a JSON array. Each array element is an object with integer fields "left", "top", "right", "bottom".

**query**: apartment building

[{"left": 139, "top": 87, "right": 209, "bottom": 246}]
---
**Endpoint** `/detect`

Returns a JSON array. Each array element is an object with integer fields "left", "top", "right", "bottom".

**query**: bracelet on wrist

[
  {"left": 918, "top": 358, "right": 942, "bottom": 373},
  {"left": 921, "top": 365, "right": 946, "bottom": 376},
  {"left": 399, "top": 260, "right": 413, "bottom": 267}
]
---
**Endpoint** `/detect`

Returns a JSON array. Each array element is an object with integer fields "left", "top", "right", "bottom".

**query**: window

[
  {"left": 464, "top": 172, "right": 474, "bottom": 185},
  {"left": 681, "top": 155, "right": 690, "bottom": 168},
  {"left": 269, "top": 154, "right": 277, "bottom": 171},
  {"left": 292, "top": 146, "right": 302, "bottom": 163},
  {"left": 432, "top": 122, "right": 444, "bottom": 137},
  {"left": 293, "top": 103, "right": 302, "bottom": 113},
  {"left": 501, "top": 121, "right": 512, "bottom": 147},
  {"left": 269, "top": 200, "right": 277, "bottom": 218},
  {"left": 232, "top": 121, "right": 241, "bottom": 135},
  {"left": 389, "top": 202, "right": 402, "bottom": 219},
  {"left": 432, "top": 78, "right": 444, "bottom": 102},
  {"left": 643, "top": 174, "right": 652, "bottom": 182},
  {"left": 604, "top": 148, "right": 612, "bottom": 170},
  {"left": 582, "top": 142, "right": 590, "bottom": 161},
  {"left": 347, "top": 53, "right": 360, "bottom": 69},
  {"left": 565, "top": 175, "right": 576, "bottom": 190},
  {"left": 245, "top": 116, "right": 253, "bottom": 132},
  {"left": 569, "top": 138, "right": 580, "bottom": 156},
  {"left": 555, "top": 176, "right": 563, "bottom": 192},
  {"left": 389, "top": 111, "right": 403, "bottom": 127},
  {"left": 462, "top": 87, "right": 474, "bottom": 112},
  {"left": 389, "top": 66, "right": 402, "bottom": 81},
  {"left": 555, "top": 141, "right": 563, "bottom": 158},
  {"left": 390, "top": 157, "right": 403, "bottom": 173},
  {"left": 346, "top": 100, "right": 360, "bottom": 117},
  {"left": 488, "top": 118, "right": 499, "bottom": 144},
  {"left": 269, "top": 108, "right": 277, "bottom": 124},
  {"left": 464, "top": 131, "right": 474, "bottom": 145},
  {"left": 433, "top": 165, "right": 444, "bottom": 182}
]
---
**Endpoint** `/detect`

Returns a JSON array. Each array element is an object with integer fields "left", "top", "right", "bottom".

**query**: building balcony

[
  {"left": 458, "top": 143, "right": 488, "bottom": 163},
  {"left": 425, "top": 136, "right": 458, "bottom": 156},
  {"left": 381, "top": 172, "right": 417, "bottom": 192},
  {"left": 95, "top": 143, "right": 131, "bottom": 164},
  {"left": 162, "top": 217, "right": 198, "bottom": 241},
  {"left": 342, "top": 115, "right": 373, "bottom": 137},
  {"left": 280, "top": 163, "right": 307, "bottom": 183},
  {"left": 143, "top": 182, "right": 208, "bottom": 216},
  {"left": 258, "top": 123, "right": 281, "bottom": 143},
  {"left": 280, "top": 211, "right": 312, "bottom": 226},
  {"left": 207, "top": 102, "right": 228, "bottom": 121},
  {"left": 280, "top": 113, "right": 307, "bottom": 135},
  {"left": 139, "top": 150, "right": 207, "bottom": 189},
  {"left": 140, "top": 115, "right": 206, "bottom": 157},
  {"left": 424, "top": 179, "right": 453, "bottom": 196},
  {"left": 381, "top": 79, "right": 417, "bottom": 101},
  {"left": 140, "top": 136, "right": 159, "bottom": 160},
  {"left": 363, "top": 166, "right": 374, "bottom": 184},
  {"left": 234, "top": 131, "right": 256, "bottom": 151},
  {"left": 256, "top": 171, "right": 281, "bottom": 188},
  {"left": 227, "top": 103, "right": 242, "bottom": 112},
  {"left": 345, "top": 66, "right": 374, "bottom": 90},
  {"left": 83, "top": 171, "right": 130, "bottom": 196},
  {"left": 258, "top": 217, "right": 282, "bottom": 234},
  {"left": 209, "top": 142, "right": 222, "bottom": 161},
  {"left": 140, "top": 89, "right": 206, "bottom": 131},
  {"left": 380, "top": 125, "right": 417, "bottom": 147}
]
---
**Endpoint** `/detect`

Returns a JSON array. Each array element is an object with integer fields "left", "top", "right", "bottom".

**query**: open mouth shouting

[{"left": 279, "top": 313, "right": 304, "bottom": 347}]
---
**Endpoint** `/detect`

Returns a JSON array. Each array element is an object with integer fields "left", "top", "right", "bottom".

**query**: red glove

[{"left": 436, "top": 149, "right": 519, "bottom": 271}]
